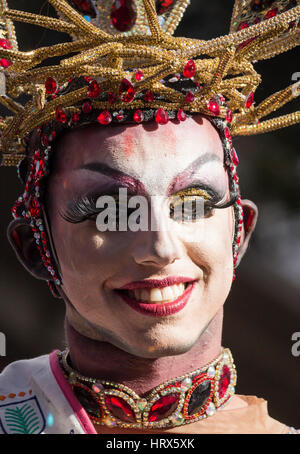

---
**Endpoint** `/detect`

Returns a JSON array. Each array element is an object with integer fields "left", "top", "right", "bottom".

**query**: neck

[{"left": 65, "top": 310, "right": 223, "bottom": 397}]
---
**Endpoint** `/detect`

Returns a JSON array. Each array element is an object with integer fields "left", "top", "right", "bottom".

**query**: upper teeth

[{"left": 128, "top": 283, "right": 186, "bottom": 303}]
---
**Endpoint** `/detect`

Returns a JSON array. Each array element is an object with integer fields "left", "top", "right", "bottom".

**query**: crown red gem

[
  {"left": 72, "top": 0, "right": 96, "bottom": 17},
  {"left": 135, "top": 70, "right": 144, "bottom": 81},
  {"left": 226, "top": 109, "right": 233, "bottom": 123},
  {"left": 245, "top": 91, "right": 254, "bottom": 108},
  {"left": 156, "top": 0, "right": 175, "bottom": 15},
  {"left": 108, "top": 92, "right": 117, "bottom": 104},
  {"left": 0, "top": 38, "right": 12, "bottom": 68},
  {"left": 88, "top": 80, "right": 100, "bottom": 98},
  {"left": 82, "top": 101, "right": 92, "bottom": 114},
  {"left": 144, "top": 91, "right": 155, "bottom": 102},
  {"left": 45, "top": 77, "right": 58, "bottom": 95},
  {"left": 119, "top": 78, "right": 135, "bottom": 103},
  {"left": 185, "top": 91, "right": 195, "bottom": 103},
  {"left": 183, "top": 60, "right": 196, "bottom": 79},
  {"left": 231, "top": 148, "right": 239, "bottom": 166},
  {"left": 265, "top": 8, "right": 278, "bottom": 19},
  {"left": 97, "top": 110, "right": 112, "bottom": 125},
  {"left": 111, "top": 0, "right": 137, "bottom": 32},
  {"left": 133, "top": 109, "right": 144, "bottom": 123},
  {"left": 56, "top": 107, "right": 67, "bottom": 123},
  {"left": 177, "top": 109, "right": 186, "bottom": 122},
  {"left": 155, "top": 108, "right": 169, "bottom": 125},
  {"left": 207, "top": 98, "right": 220, "bottom": 116}
]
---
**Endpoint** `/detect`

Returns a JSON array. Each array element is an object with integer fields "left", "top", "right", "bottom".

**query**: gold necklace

[{"left": 58, "top": 347, "right": 237, "bottom": 430}]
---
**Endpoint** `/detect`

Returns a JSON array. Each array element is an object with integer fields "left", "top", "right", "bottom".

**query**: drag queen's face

[{"left": 18, "top": 116, "right": 257, "bottom": 358}]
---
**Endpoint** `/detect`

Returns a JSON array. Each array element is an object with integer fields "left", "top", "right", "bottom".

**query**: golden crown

[{"left": 0, "top": 0, "right": 300, "bottom": 168}]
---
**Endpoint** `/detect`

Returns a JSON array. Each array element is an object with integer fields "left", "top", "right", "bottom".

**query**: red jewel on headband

[
  {"left": 0, "top": 38, "right": 12, "bottom": 68},
  {"left": 177, "top": 109, "right": 186, "bottom": 122},
  {"left": 134, "top": 70, "right": 144, "bottom": 81},
  {"left": 185, "top": 91, "right": 195, "bottom": 103},
  {"left": 82, "top": 101, "right": 92, "bottom": 114},
  {"left": 155, "top": 108, "right": 169, "bottom": 125},
  {"left": 111, "top": 0, "right": 137, "bottom": 32},
  {"left": 144, "top": 91, "right": 154, "bottom": 102},
  {"left": 226, "top": 109, "right": 233, "bottom": 123},
  {"left": 231, "top": 148, "right": 239, "bottom": 166},
  {"left": 207, "top": 98, "right": 220, "bottom": 116},
  {"left": 56, "top": 107, "right": 67, "bottom": 123},
  {"left": 245, "top": 91, "right": 254, "bottom": 108},
  {"left": 72, "top": 112, "right": 80, "bottom": 124},
  {"left": 45, "top": 77, "right": 58, "bottom": 95},
  {"left": 97, "top": 110, "right": 112, "bottom": 125},
  {"left": 108, "top": 92, "right": 117, "bottom": 104},
  {"left": 88, "top": 80, "right": 100, "bottom": 98},
  {"left": 133, "top": 109, "right": 144, "bottom": 123},
  {"left": 183, "top": 60, "right": 196, "bottom": 79},
  {"left": 119, "top": 78, "right": 135, "bottom": 103},
  {"left": 265, "top": 8, "right": 278, "bottom": 19}
]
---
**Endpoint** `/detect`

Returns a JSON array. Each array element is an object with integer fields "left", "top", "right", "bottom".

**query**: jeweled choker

[{"left": 57, "top": 347, "right": 237, "bottom": 430}]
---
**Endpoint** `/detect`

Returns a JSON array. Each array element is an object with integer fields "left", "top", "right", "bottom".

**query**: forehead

[{"left": 54, "top": 115, "right": 224, "bottom": 172}]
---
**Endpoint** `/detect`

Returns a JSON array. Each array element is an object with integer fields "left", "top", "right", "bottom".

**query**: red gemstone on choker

[
  {"left": 45, "top": 77, "right": 58, "bottom": 95},
  {"left": 111, "top": 0, "right": 137, "bottom": 32},
  {"left": 155, "top": 108, "right": 169, "bottom": 125},
  {"left": 97, "top": 110, "right": 112, "bottom": 125},
  {"left": 148, "top": 394, "right": 180, "bottom": 422},
  {"left": 88, "top": 80, "right": 100, "bottom": 98},
  {"left": 183, "top": 60, "right": 196, "bottom": 79},
  {"left": 105, "top": 395, "right": 136, "bottom": 423},
  {"left": 218, "top": 365, "right": 231, "bottom": 398}
]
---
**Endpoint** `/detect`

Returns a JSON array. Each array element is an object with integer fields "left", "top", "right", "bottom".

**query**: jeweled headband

[{"left": 0, "top": 0, "right": 299, "bottom": 295}]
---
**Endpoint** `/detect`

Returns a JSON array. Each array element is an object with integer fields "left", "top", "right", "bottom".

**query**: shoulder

[{"left": 0, "top": 355, "right": 50, "bottom": 397}]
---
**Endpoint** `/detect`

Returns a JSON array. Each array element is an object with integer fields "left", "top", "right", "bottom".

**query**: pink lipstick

[{"left": 115, "top": 280, "right": 196, "bottom": 317}]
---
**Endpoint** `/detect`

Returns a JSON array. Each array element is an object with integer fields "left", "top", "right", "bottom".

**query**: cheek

[{"left": 185, "top": 209, "right": 234, "bottom": 277}]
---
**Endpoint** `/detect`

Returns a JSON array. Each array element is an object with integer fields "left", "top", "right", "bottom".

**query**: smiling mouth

[{"left": 115, "top": 282, "right": 191, "bottom": 304}]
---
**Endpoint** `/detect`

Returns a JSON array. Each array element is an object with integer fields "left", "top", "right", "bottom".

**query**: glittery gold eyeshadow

[{"left": 59, "top": 184, "right": 236, "bottom": 225}]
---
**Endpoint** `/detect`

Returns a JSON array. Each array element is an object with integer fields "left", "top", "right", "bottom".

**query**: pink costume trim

[{"left": 49, "top": 350, "right": 97, "bottom": 434}]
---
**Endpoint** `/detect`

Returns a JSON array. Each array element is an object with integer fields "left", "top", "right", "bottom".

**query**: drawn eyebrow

[{"left": 78, "top": 152, "right": 222, "bottom": 197}]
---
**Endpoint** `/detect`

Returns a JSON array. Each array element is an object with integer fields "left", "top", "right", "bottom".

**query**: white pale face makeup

[{"left": 46, "top": 116, "right": 235, "bottom": 358}]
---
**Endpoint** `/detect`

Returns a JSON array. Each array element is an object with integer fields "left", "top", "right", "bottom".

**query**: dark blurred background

[{"left": 0, "top": 1, "right": 299, "bottom": 427}]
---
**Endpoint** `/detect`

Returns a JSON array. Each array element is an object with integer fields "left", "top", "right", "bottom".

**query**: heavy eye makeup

[{"left": 59, "top": 184, "right": 237, "bottom": 225}]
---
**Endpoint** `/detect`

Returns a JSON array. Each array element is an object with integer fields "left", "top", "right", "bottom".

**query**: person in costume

[{"left": 0, "top": 0, "right": 299, "bottom": 434}]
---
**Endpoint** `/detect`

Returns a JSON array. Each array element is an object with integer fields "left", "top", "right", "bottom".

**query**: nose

[{"left": 131, "top": 209, "right": 182, "bottom": 268}]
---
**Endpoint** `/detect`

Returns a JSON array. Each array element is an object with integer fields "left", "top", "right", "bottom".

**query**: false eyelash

[{"left": 59, "top": 191, "right": 239, "bottom": 224}]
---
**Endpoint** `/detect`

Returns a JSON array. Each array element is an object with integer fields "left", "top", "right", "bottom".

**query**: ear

[
  {"left": 7, "top": 218, "right": 51, "bottom": 281},
  {"left": 235, "top": 199, "right": 258, "bottom": 267}
]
